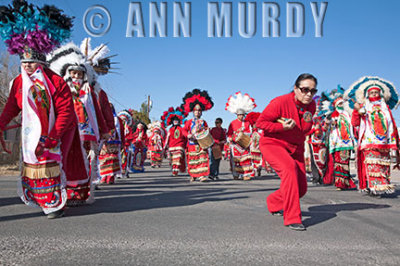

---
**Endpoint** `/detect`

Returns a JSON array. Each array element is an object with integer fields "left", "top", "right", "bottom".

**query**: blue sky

[{"left": 1, "top": 0, "right": 400, "bottom": 127}]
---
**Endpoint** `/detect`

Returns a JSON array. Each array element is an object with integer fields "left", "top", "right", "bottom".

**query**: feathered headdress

[
  {"left": 344, "top": 76, "right": 399, "bottom": 110},
  {"left": 0, "top": 0, "right": 73, "bottom": 63},
  {"left": 181, "top": 89, "right": 214, "bottom": 112},
  {"left": 318, "top": 85, "right": 347, "bottom": 117},
  {"left": 47, "top": 42, "right": 95, "bottom": 85},
  {"left": 161, "top": 106, "right": 188, "bottom": 127},
  {"left": 225, "top": 91, "right": 256, "bottom": 114},
  {"left": 244, "top": 112, "right": 260, "bottom": 126},
  {"left": 80, "top": 37, "right": 117, "bottom": 76},
  {"left": 118, "top": 110, "right": 133, "bottom": 127}
]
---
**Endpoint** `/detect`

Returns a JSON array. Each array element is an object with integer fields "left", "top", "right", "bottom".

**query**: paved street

[{"left": 1, "top": 160, "right": 400, "bottom": 265}]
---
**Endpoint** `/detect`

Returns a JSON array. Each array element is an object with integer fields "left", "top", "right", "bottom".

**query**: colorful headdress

[
  {"left": 161, "top": 106, "right": 188, "bottom": 127},
  {"left": 318, "top": 85, "right": 347, "bottom": 117},
  {"left": 244, "top": 112, "right": 260, "bottom": 126},
  {"left": 181, "top": 89, "right": 214, "bottom": 112},
  {"left": 225, "top": 91, "right": 256, "bottom": 115},
  {"left": 0, "top": 0, "right": 74, "bottom": 63},
  {"left": 345, "top": 76, "right": 399, "bottom": 110},
  {"left": 118, "top": 110, "right": 133, "bottom": 127},
  {"left": 47, "top": 42, "right": 95, "bottom": 84}
]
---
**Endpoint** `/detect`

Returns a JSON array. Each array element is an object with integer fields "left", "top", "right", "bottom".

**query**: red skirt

[
  {"left": 231, "top": 144, "right": 254, "bottom": 179},
  {"left": 363, "top": 149, "right": 395, "bottom": 195},
  {"left": 333, "top": 150, "right": 356, "bottom": 189},
  {"left": 187, "top": 144, "right": 209, "bottom": 179},
  {"left": 170, "top": 146, "right": 186, "bottom": 174},
  {"left": 20, "top": 162, "right": 66, "bottom": 214},
  {"left": 99, "top": 143, "right": 121, "bottom": 179}
]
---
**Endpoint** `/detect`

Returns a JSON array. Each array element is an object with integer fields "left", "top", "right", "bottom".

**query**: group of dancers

[
  {"left": 119, "top": 89, "right": 272, "bottom": 184},
  {"left": 0, "top": 1, "right": 399, "bottom": 231}
]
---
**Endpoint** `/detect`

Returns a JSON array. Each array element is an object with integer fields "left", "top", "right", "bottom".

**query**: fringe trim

[
  {"left": 369, "top": 184, "right": 396, "bottom": 195},
  {"left": 22, "top": 163, "right": 61, "bottom": 179}
]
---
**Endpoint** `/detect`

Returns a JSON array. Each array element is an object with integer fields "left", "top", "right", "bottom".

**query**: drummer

[
  {"left": 225, "top": 92, "right": 257, "bottom": 180},
  {"left": 182, "top": 89, "right": 214, "bottom": 182},
  {"left": 227, "top": 109, "right": 254, "bottom": 180},
  {"left": 209, "top": 118, "right": 227, "bottom": 180}
]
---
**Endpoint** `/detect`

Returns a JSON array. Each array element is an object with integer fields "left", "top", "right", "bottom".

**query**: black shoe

[
  {"left": 47, "top": 210, "right": 65, "bottom": 219},
  {"left": 214, "top": 176, "right": 219, "bottom": 180},
  {"left": 208, "top": 176, "right": 215, "bottom": 180},
  {"left": 271, "top": 211, "right": 283, "bottom": 216},
  {"left": 287, "top": 223, "right": 306, "bottom": 231}
]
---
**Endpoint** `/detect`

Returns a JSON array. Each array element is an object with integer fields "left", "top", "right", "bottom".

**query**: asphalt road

[{"left": 1, "top": 160, "right": 399, "bottom": 265}]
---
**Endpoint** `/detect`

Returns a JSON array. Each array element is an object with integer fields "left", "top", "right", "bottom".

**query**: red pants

[{"left": 260, "top": 141, "right": 307, "bottom": 225}]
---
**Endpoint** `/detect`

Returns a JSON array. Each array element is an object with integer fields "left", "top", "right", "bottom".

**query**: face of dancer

[
  {"left": 294, "top": 79, "right": 317, "bottom": 105},
  {"left": 69, "top": 70, "right": 84, "bottom": 79},
  {"left": 173, "top": 119, "right": 179, "bottom": 126},
  {"left": 237, "top": 114, "right": 244, "bottom": 122},
  {"left": 194, "top": 109, "right": 202, "bottom": 119},
  {"left": 138, "top": 124, "right": 144, "bottom": 130},
  {"left": 215, "top": 120, "right": 222, "bottom": 128},
  {"left": 21, "top": 62, "right": 41, "bottom": 75},
  {"left": 368, "top": 89, "right": 380, "bottom": 98}
]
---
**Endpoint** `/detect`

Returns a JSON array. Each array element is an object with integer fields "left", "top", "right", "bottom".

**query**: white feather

[
  {"left": 89, "top": 44, "right": 110, "bottom": 66},
  {"left": 80, "top": 38, "right": 92, "bottom": 57},
  {"left": 226, "top": 92, "right": 256, "bottom": 114}
]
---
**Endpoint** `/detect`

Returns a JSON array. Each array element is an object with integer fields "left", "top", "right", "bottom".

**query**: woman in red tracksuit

[{"left": 256, "top": 73, "right": 317, "bottom": 231}]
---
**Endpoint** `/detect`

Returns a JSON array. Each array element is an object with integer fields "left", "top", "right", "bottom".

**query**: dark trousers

[{"left": 209, "top": 149, "right": 221, "bottom": 177}]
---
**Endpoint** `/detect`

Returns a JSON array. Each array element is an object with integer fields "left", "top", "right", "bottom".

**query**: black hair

[
  {"left": 215, "top": 118, "right": 223, "bottom": 123},
  {"left": 294, "top": 73, "right": 318, "bottom": 87}
]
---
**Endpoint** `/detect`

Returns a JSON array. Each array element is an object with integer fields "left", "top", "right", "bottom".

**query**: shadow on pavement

[
  {"left": 0, "top": 196, "right": 23, "bottom": 208},
  {"left": 302, "top": 203, "right": 391, "bottom": 227},
  {"left": 0, "top": 211, "right": 43, "bottom": 222}
]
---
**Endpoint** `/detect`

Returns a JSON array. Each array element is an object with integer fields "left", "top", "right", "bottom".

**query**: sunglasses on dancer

[{"left": 297, "top": 87, "right": 318, "bottom": 95}]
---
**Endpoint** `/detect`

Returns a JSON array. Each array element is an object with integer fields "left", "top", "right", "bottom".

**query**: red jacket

[
  {"left": 256, "top": 92, "right": 316, "bottom": 153},
  {"left": 210, "top": 126, "right": 226, "bottom": 149},
  {"left": 0, "top": 68, "right": 76, "bottom": 141},
  {"left": 166, "top": 125, "right": 187, "bottom": 148}
]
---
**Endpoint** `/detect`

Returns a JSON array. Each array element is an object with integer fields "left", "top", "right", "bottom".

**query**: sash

[
  {"left": 21, "top": 66, "right": 60, "bottom": 163},
  {"left": 70, "top": 81, "right": 100, "bottom": 142}
]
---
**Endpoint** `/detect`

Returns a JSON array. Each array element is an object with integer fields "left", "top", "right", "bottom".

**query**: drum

[
  {"left": 212, "top": 144, "right": 222, "bottom": 160},
  {"left": 195, "top": 130, "right": 214, "bottom": 149},
  {"left": 235, "top": 132, "right": 251, "bottom": 149}
]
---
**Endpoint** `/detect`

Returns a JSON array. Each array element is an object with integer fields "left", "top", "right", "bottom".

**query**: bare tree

[{"left": 0, "top": 48, "right": 20, "bottom": 96}]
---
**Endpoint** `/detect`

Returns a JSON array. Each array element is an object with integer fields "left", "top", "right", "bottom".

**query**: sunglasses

[{"left": 297, "top": 87, "right": 318, "bottom": 95}]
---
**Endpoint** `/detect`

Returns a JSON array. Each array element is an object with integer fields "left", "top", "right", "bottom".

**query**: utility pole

[{"left": 147, "top": 95, "right": 150, "bottom": 119}]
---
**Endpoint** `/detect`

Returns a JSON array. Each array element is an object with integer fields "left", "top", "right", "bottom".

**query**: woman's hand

[{"left": 283, "top": 119, "right": 296, "bottom": 131}]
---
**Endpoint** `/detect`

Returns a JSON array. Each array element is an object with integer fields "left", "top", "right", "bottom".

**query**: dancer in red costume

[
  {"left": 256, "top": 73, "right": 317, "bottom": 231},
  {"left": 129, "top": 122, "right": 148, "bottom": 173},
  {"left": 162, "top": 107, "right": 188, "bottom": 176},
  {"left": 346, "top": 76, "right": 400, "bottom": 196},
  {"left": 47, "top": 42, "right": 110, "bottom": 203},
  {"left": 148, "top": 122, "right": 165, "bottom": 168},
  {"left": 0, "top": 0, "right": 79, "bottom": 218},
  {"left": 226, "top": 92, "right": 257, "bottom": 180},
  {"left": 182, "top": 89, "right": 214, "bottom": 182},
  {"left": 319, "top": 86, "right": 356, "bottom": 190}
]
